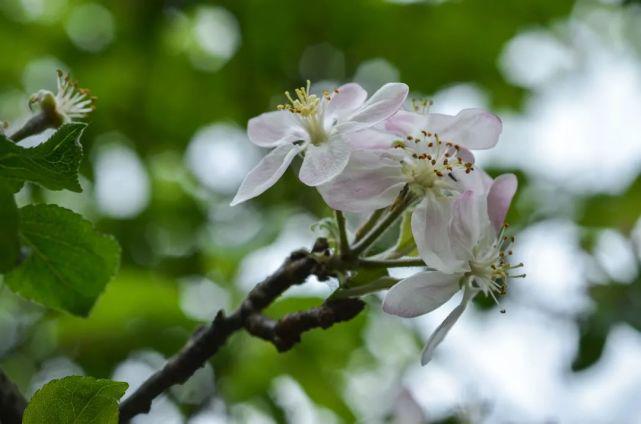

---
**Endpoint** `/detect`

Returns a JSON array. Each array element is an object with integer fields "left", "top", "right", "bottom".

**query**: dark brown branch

[
  {"left": 245, "top": 298, "right": 365, "bottom": 352},
  {"left": 0, "top": 368, "right": 27, "bottom": 424},
  {"left": 119, "top": 247, "right": 323, "bottom": 422}
]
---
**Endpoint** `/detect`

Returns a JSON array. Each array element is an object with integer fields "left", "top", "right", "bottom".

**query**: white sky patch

[
  {"left": 93, "top": 136, "right": 150, "bottom": 219},
  {"left": 511, "top": 219, "right": 591, "bottom": 314},
  {"left": 594, "top": 229, "right": 638, "bottom": 283},
  {"left": 564, "top": 324, "right": 641, "bottom": 423},
  {"left": 353, "top": 58, "right": 400, "bottom": 94},
  {"left": 429, "top": 83, "right": 489, "bottom": 114},
  {"left": 191, "top": 6, "right": 240, "bottom": 72},
  {"left": 65, "top": 3, "right": 115, "bottom": 53},
  {"left": 186, "top": 123, "right": 259, "bottom": 195},
  {"left": 29, "top": 357, "right": 84, "bottom": 396},
  {"left": 236, "top": 214, "right": 334, "bottom": 297},
  {"left": 479, "top": 7, "right": 641, "bottom": 194},
  {"left": 408, "top": 304, "right": 578, "bottom": 422},
  {"left": 272, "top": 376, "right": 339, "bottom": 424},
  {"left": 179, "top": 276, "right": 230, "bottom": 322},
  {"left": 500, "top": 29, "right": 576, "bottom": 89}
]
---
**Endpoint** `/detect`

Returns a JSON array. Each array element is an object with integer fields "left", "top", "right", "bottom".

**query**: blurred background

[{"left": 1, "top": 0, "right": 641, "bottom": 422}]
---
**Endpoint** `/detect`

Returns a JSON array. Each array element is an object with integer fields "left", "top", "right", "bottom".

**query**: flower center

[
  {"left": 468, "top": 229, "right": 525, "bottom": 303},
  {"left": 277, "top": 80, "right": 336, "bottom": 146},
  {"left": 278, "top": 80, "right": 321, "bottom": 117},
  {"left": 393, "top": 131, "right": 474, "bottom": 196},
  {"left": 30, "top": 70, "right": 95, "bottom": 123}
]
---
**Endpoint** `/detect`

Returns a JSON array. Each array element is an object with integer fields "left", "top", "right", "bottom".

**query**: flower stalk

[
  {"left": 334, "top": 210, "right": 350, "bottom": 259},
  {"left": 351, "top": 188, "right": 414, "bottom": 256}
]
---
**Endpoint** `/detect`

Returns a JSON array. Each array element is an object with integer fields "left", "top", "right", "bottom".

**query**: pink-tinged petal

[
  {"left": 412, "top": 196, "right": 467, "bottom": 274},
  {"left": 457, "top": 145, "right": 475, "bottom": 164},
  {"left": 346, "top": 128, "right": 396, "bottom": 150},
  {"left": 421, "top": 285, "right": 477, "bottom": 365},
  {"left": 449, "top": 190, "right": 489, "bottom": 256},
  {"left": 385, "top": 110, "right": 427, "bottom": 136},
  {"left": 337, "top": 83, "right": 409, "bottom": 133},
  {"left": 426, "top": 108, "right": 502, "bottom": 150},
  {"left": 453, "top": 167, "right": 492, "bottom": 194},
  {"left": 230, "top": 143, "right": 300, "bottom": 205},
  {"left": 248, "top": 110, "right": 307, "bottom": 147},
  {"left": 487, "top": 173, "right": 518, "bottom": 232},
  {"left": 382, "top": 271, "right": 462, "bottom": 318},
  {"left": 299, "top": 136, "right": 351, "bottom": 186},
  {"left": 318, "top": 149, "right": 405, "bottom": 212},
  {"left": 326, "top": 83, "right": 368, "bottom": 117}
]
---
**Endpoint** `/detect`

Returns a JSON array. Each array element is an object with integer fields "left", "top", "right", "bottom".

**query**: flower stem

[
  {"left": 334, "top": 210, "right": 350, "bottom": 258},
  {"left": 354, "top": 209, "right": 384, "bottom": 242},
  {"left": 351, "top": 190, "right": 413, "bottom": 257},
  {"left": 9, "top": 113, "right": 56, "bottom": 143},
  {"left": 359, "top": 257, "right": 431, "bottom": 269}
]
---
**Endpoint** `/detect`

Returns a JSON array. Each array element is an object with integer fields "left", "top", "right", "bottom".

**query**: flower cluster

[{"left": 232, "top": 80, "right": 523, "bottom": 365}]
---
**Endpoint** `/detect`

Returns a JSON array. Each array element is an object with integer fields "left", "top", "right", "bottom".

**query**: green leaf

[
  {"left": 0, "top": 123, "right": 86, "bottom": 193},
  {"left": 5, "top": 204, "right": 121, "bottom": 316},
  {"left": 0, "top": 182, "right": 20, "bottom": 272},
  {"left": 23, "top": 376, "right": 128, "bottom": 424}
]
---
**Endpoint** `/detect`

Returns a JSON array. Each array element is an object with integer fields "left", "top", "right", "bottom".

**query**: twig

[
  {"left": 0, "top": 368, "right": 27, "bottom": 424},
  {"left": 245, "top": 298, "right": 365, "bottom": 351},
  {"left": 119, "top": 242, "right": 366, "bottom": 422}
]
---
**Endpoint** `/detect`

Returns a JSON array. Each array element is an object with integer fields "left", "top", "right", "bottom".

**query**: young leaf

[
  {"left": 0, "top": 123, "right": 85, "bottom": 193},
  {"left": 23, "top": 376, "right": 128, "bottom": 424},
  {"left": 5, "top": 204, "right": 121, "bottom": 317},
  {"left": 391, "top": 211, "right": 418, "bottom": 258},
  {"left": 0, "top": 183, "right": 20, "bottom": 272}
]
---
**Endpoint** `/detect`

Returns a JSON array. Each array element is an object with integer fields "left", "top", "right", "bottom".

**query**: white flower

[
  {"left": 231, "top": 81, "right": 408, "bottom": 205},
  {"left": 382, "top": 172, "right": 523, "bottom": 365},
  {"left": 318, "top": 108, "right": 503, "bottom": 213},
  {"left": 29, "top": 70, "right": 95, "bottom": 125}
]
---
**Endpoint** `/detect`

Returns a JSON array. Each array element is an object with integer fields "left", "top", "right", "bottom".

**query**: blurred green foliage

[{"left": 3, "top": 0, "right": 641, "bottom": 422}]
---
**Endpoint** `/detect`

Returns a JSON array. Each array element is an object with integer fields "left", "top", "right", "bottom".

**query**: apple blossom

[
  {"left": 317, "top": 107, "right": 503, "bottom": 214},
  {"left": 29, "top": 70, "right": 96, "bottom": 125},
  {"left": 231, "top": 81, "right": 408, "bottom": 206},
  {"left": 382, "top": 173, "right": 524, "bottom": 365}
]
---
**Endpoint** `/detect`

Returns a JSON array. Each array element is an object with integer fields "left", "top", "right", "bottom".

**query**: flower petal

[
  {"left": 248, "top": 110, "right": 306, "bottom": 147},
  {"left": 346, "top": 128, "right": 396, "bottom": 150},
  {"left": 426, "top": 108, "right": 502, "bottom": 150},
  {"left": 299, "top": 136, "right": 351, "bottom": 186},
  {"left": 453, "top": 167, "right": 492, "bottom": 194},
  {"left": 449, "top": 190, "right": 488, "bottom": 255},
  {"left": 326, "top": 83, "right": 368, "bottom": 117},
  {"left": 382, "top": 271, "right": 462, "bottom": 318},
  {"left": 487, "top": 173, "right": 518, "bottom": 232},
  {"left": 318, "top": 149, "right": 405, "bottom": 212},
  {"left": 385, "top": 110, "right": 427, "bottom": 136},
  {"left": 337, "top": 83, "right": 409, "bottom": 133},
  {"left": 230, "top": 143, "right": 300, "bottom": 205},
  {"left": 421, "top": 285, "right": 477, "bottom": 365},
  {"left": 412, "top": 196, "right": 467, "bottom": 274}
]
